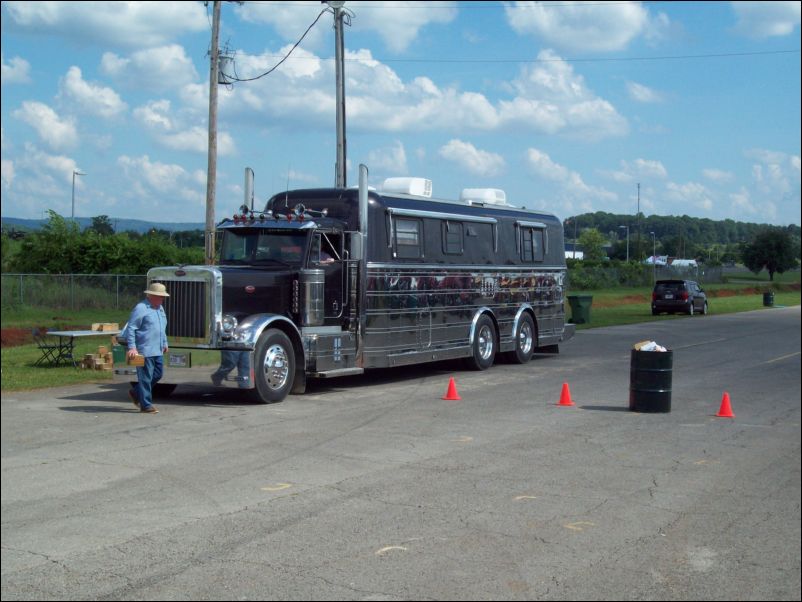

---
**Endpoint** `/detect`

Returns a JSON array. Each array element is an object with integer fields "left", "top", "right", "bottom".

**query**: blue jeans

[
  {"left": 212, "top": 351, "right": 250, "bottom": 387},
  {"left": 136, "top": 356, "right": 163, "bottom": 410}
]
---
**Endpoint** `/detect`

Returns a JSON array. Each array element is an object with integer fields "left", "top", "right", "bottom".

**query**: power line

[
  {"left": 224, "top": 8, "right": 328, "bottom": 82},
  {"left": 229, "top": 48, "right": 799, "bottom": 67}
]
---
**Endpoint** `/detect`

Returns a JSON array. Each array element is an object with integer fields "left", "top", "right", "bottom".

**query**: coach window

[
  {"left": 395, "top": 217, "right": 423, "bottom": 259},
  {"left": 521, "top": 227, "right": 545, "bottom": 262},
  {"left": 442, "top": 220, "right": 463, "bottom": 255}
]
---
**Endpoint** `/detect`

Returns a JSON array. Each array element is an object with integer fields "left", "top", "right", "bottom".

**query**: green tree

[
  {"left": 88, "top": 215, "right": 115, "bottom": 236},
  {"left": 742, "top": 228, "right": 798, "bottom": 281},
  {"left": 577, "top": 228, "right": 608, "bottom": 264}
]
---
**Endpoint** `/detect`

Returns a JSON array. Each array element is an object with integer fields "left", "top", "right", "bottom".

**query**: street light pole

[
  {"left": 71, "top": 169, "right": 86, "bottom": 224},
  {"left": 619, "top": 225, "right": 629, "bottom": 262},
  {"left": 650, "top": 231, "right": 656, "bottom": 283}
]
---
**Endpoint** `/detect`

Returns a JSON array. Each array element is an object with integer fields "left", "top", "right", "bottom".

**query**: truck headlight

[{"left": 222, "top": 314, "right": 238, "bottom": 333}]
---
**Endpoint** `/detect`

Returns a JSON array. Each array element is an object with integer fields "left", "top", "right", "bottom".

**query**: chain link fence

[
  {"left": 2, "top": 265, "right": 724, "bottom": 314},
  {"left": 1, "top": 274, "right": 148, "bottom": 312},
  {"left": 566, "top": 264, "right": 723, "bottom": 289}
]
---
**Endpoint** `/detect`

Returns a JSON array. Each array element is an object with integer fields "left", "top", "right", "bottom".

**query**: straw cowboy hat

[{"left": 144, "top": 282, "right": 170, "bottom": 297}]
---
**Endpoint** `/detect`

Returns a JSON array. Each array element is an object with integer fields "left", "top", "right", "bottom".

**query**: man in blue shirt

[{"left": 125, "top": 282, "right": 169, "bottom": 414}]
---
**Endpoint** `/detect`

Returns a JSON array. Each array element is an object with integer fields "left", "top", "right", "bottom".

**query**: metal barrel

[{"left": 629, "top": 349, "right": 673, "bottom": 413}]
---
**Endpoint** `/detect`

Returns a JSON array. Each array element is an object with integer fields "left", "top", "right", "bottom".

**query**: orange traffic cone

[
  {"left": 442, "top": 377, "right": 461, "bottom": 400},
  {"left": 557, "top": 382, "right": 575, "bottom": 406},
  {"left": 716, "top": 392, "right": 734, "bottom": 418}
]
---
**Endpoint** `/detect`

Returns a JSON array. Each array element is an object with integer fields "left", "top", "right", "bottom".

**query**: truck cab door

[{"left": 310, "top": 231, "right": 345, "bottom": 320}]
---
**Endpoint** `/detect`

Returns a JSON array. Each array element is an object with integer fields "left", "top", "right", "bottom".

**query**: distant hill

[{"left": 1, "top": 216, "right": 205, "bottom": 234}]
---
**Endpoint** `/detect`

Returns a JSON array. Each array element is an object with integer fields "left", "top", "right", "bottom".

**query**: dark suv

[{"left": 652, "top": 279, "right": 708, "bottom": 316}]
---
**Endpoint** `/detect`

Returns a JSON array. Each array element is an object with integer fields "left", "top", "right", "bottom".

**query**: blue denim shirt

[{"left": 125, "top": 299, "right": 168, "bottom": 358}]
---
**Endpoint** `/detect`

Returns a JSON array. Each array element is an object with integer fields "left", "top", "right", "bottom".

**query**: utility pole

[
  {"left": 205, "top": 0, "right": 221, "bottom": 265},
  {"left": 332, "top": 1, "right": 347, "bottom": 188}
]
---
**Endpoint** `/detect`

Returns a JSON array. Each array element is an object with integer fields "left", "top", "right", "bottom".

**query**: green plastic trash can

[
  {"left": 567, "top": 295, "right": 593, "bottom": 324},
  {"left": 763, "top": 291, "right": 774, "bottom": 307}
]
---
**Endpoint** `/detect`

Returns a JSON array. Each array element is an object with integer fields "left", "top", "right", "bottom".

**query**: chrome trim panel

[{"left": 387, "top": 207, "right": 498, "bottom": 225}]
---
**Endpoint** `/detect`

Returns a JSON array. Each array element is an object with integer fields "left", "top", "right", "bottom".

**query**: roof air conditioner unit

[
  {"left": 381, "top": 177, "right": 432, "bottom": 198},
  {"left": 460, "top": 188, "right": 508, "bottom": 205}
]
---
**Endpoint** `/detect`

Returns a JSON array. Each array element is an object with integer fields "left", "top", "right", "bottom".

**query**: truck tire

[
  {"left": 251, "top": 328, "right": 295, "bottom": 403},
  {"left": 508, "top": 313, "right": 535, "bottom": 364},
  {"left": 466, "top": 314, "right": 497, "bottom": 371}
]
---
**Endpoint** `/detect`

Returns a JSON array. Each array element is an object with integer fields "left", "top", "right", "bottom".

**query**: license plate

[
  {"left": 664, "top": 293, "right": 673, "bottom": 299},
  {"left": 168, "top": 353, "right": 190, "bottom": 368}
]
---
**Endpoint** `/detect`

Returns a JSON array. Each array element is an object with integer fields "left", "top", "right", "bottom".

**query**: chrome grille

[{"left": 154, "top": 279, "right": 208, "bottom": 339}]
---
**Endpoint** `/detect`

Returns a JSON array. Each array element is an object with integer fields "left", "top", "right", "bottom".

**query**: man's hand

[{"left": 127, "top": 348, "right": 138, "bottom": 359}]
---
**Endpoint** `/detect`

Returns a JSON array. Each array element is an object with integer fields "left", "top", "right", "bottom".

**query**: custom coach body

[{"left": 115, "top": 165, "right": 574, "bottom": 403}]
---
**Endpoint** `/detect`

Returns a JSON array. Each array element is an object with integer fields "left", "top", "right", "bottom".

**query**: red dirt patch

[
  {"left": 593, "top": 294, "right": 649, "bottom": 308},
  {"left": 1, "top": 328, "right": 33, "bottom": 348}
]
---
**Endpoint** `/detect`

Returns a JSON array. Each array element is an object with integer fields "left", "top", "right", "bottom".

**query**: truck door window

[{"left": 311, "top": 232, "right": 341, "bottom": 264}]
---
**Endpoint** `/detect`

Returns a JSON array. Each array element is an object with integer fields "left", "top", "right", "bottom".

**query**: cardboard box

[
  {"left": 92, "top": 323, "right": 119, "bottom": 332},
  {"left": 127, "top": 354, "right": 145, "bottom": 367}
]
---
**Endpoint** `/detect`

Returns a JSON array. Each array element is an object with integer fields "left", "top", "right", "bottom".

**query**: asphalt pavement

[{"left": 2, "top": 306, "right": 800, "bottom": 600}]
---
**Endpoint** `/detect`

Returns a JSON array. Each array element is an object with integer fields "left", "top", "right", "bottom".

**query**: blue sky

[{"left": 2, "top": 1, "right": 800, "bottom": 227}]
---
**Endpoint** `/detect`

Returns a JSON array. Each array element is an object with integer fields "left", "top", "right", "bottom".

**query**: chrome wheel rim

[
  {"left": 263, "top": 344, "right": 290, "bottom": 390},
  {"left": 478, "top": 324, "right": 494, "bottom": 360},
  {"left": 519, "top": 322, "right": 534, "bottom": 355}
]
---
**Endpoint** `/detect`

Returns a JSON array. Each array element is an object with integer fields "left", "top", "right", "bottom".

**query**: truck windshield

[{"left": 220, "top": 229, "right": 307, "bottom": 266}]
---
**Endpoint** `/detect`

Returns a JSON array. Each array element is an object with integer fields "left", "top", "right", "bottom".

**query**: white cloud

[
  {"left": 133, "top": 99, "right": 174, "bottom": 131},
  {"left": 665, "top": 181, "right": 714, "bottom": 212},
  {"left": 500, "top": 50, "right": 628, "bottom": 139},
  {"left": 504, "top": 1, "right": 664, "bottom": 53},
  {"left": 2, "top": 1, "right": 207, "bottom": 49},
  {"left": 213, "top": 46, "right": 625, "bottom": 141},
  {"left": 626, "top": 81, "right": 664, "bottom": 103},
  {"left": 746, "top": 148, "right": 800, "bottom": 196},
  {"left": 367, "top": 141, "right": 409, "bottom": 175},
  {"left": 526, "top": 148, "right": 616, "bottom": 202},
  {"left": 349, "top": 1, "right": 458, "bottom": 54},
  {"left": 133, "top": 100, "right": 234, "bottom": 156},
  {"left": 59, "top": 66, "right": 127, "bottom": 119},
  {"left": 1, "top": 53, "right": 31, "bottom": 85},
  {"left": 600, "top": 158, "right": 668, "bottom": 183},
  {"left": 12, "top": 101, "right": 78, "bottom": 151},
  {"left": 732, "top": 1, "right": 801, "bottom": 38},
  {"left": 160, "top": 126, "right": 236, "bottom": 157},
  {"left": 1, "top": 158, "right": 13, "bottom": 189},
  {"left": 702, "top": 168, "right": 734, "bottom": 183},
  {"left": 116, "top": 154, "right": 204, "bottom": 210},
  {"left": 101, "top": 45, "right": 199, "bottom": 92},
  {"left": 235, "top": 0, "right": 457, "bottom": 53},
  {"left": 729, "top": 186, "right": 759, "bottom": 217},
  {"left": 439, "top": 139, "right": 505, "bottom": 177}
]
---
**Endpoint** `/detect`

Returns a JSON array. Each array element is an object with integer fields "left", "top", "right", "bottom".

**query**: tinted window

[
  {"left": 395, "top": 218, "right": 422, "bottom": 259},
  {"left": 442, "top": 221, "right": 463, "bottom": 255},
  {"left": 521, "top": 227, "right": 545, "bottom": 263}
]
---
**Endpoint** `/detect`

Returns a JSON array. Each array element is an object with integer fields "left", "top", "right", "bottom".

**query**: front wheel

[
  {"left": 466, "top": 314, "right": 497, "bottom": 371},
  {"left": 250, "top": 328, "right": 295, "bottom": 403}
]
